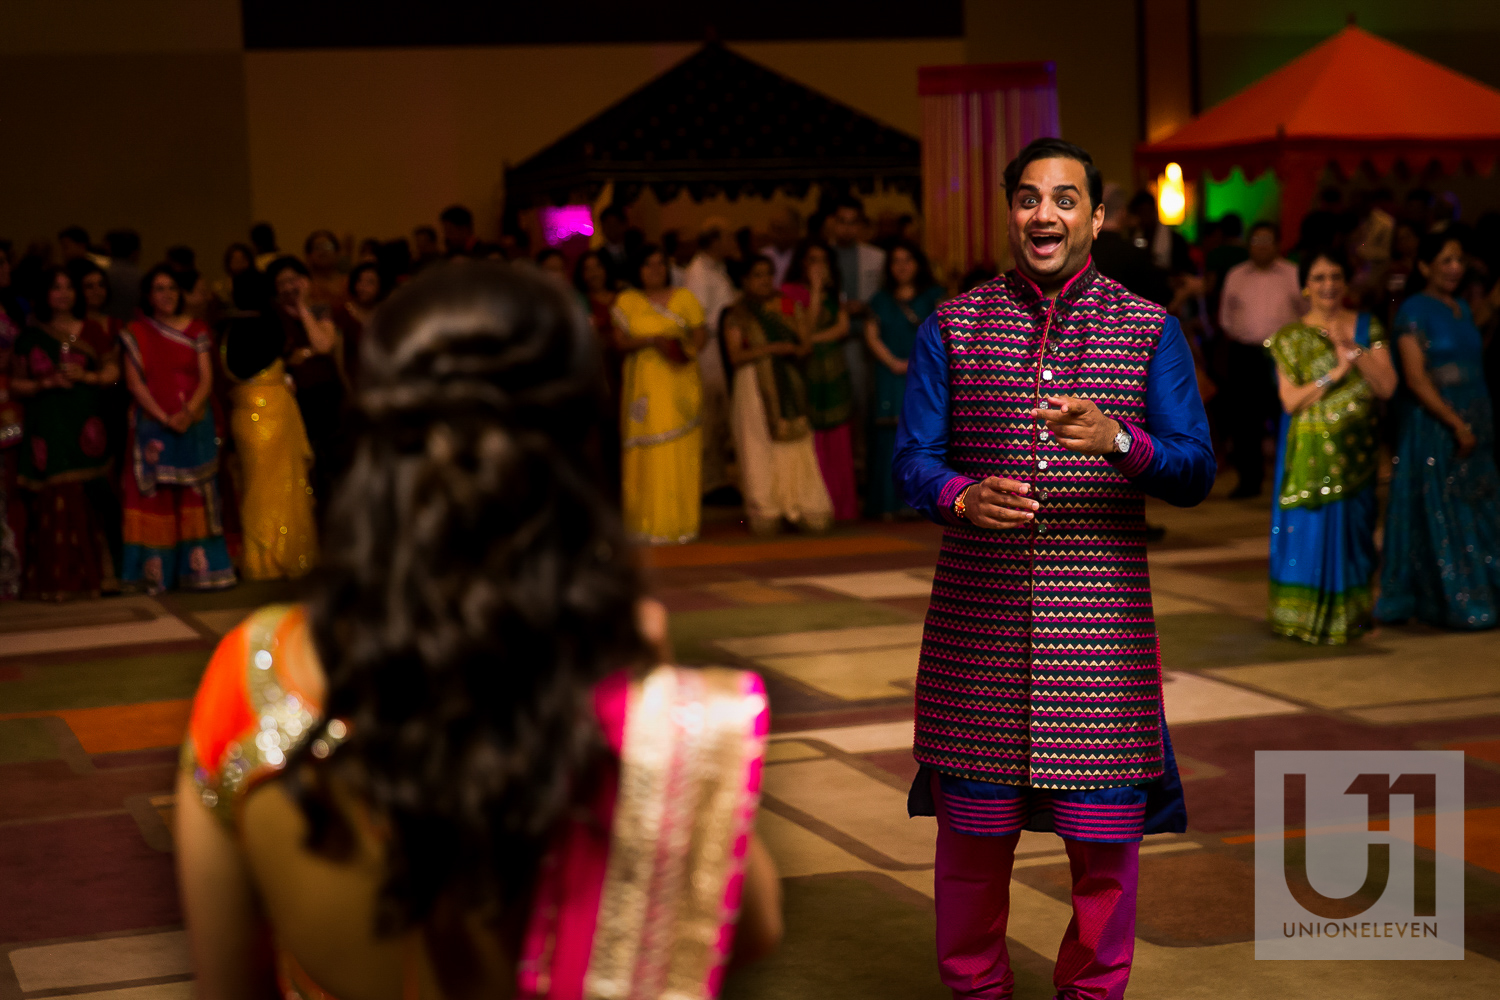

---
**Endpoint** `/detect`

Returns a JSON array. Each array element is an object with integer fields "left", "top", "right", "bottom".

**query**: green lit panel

[{"left": 1204, "top": 168, "right": 1281, "bottom": 228}]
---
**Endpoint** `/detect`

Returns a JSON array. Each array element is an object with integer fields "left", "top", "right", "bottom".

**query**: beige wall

[
  {"left": 0, "top": 0, "right": 250, "bottom": 267},
  {"left": 965, "top": 0, "right": 1140, "bottom": 192},
  {"left": 242, "top": 38, "right": 963, "bottom": 251}
]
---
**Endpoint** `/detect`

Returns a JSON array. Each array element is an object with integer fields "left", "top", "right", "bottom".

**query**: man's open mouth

[{"left": 1028, "top": 232, "right": 1064, "bottom": 256}]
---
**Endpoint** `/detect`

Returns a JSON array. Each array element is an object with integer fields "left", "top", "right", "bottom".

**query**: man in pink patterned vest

[{"left": 894, "top": 138, "right": 1215, "bottom": 999}]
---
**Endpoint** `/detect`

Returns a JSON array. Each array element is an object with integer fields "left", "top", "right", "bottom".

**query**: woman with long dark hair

[
  {"left": 783, "top": 240, "right": 857, "bottom": 521},
  {"left": 1377, "top": 231, "right": 1500, "bottom": 629},
  {"left": 11, "top": 266, "right": 120, "bottom": 598},
  {"left": 176, "top": 261, "right": 779, "bottom": 999},
  {"left": 864, "top": 240, "right": 942, "bottom": 518},
  {"left": 222, "top": 312, "right": 318, "bottom": 580},
  {"left": 724, "top": 255, "right": 834, "bottom": 535}
]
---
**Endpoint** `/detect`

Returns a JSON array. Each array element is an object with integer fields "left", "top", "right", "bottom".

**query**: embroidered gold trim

[
  {"left": 182, "top": 604, "right": 344, "bottom": 830},
  {"left": 584, "top": 666, "right": 766, "bottom": 1000}
]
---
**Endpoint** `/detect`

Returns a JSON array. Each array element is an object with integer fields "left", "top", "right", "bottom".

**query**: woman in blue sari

[
  {"left": 864, "top": 241, "right": 942, "bottom": 518},
  {"left": 1267, "top": 248, "right": 1396, "bottom": 643},
  {"left": 1377, "top": 232, "right": 1500, "bottom": 629}
]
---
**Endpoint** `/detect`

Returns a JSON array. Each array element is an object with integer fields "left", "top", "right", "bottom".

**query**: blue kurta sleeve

[
  {"left": 1106, "top": 315, "right": 1216, "bottom": 506},
  {"left": 893, "top": 314, "right": 976, "bottom": 525}
]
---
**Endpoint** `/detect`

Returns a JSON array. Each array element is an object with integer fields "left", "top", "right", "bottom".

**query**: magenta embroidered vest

[{"left": 915, "top": 264, "right": 1167, "bottom": 791}]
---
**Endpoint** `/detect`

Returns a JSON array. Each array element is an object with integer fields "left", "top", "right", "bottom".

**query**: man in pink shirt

[{"left": 1217, "top": 221, "right": 1306, "bottom": 497}]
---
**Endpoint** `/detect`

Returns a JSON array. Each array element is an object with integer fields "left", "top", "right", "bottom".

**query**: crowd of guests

[
  {"left": 0, "top": 200, "right": 944, "bottom": 602},
  {"left": 1, "top": 186, "right": 1497, "bottom": 643},
  {"left": 1091, "top": 184, "right": 1500, "bottom": 644}
]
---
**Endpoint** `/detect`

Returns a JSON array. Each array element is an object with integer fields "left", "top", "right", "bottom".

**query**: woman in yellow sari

[
  {"left": 613, "top": 245, "right": 707, "bottom": 544},
  {"left": 222, "top": 314, "right": 318, "bottom": 579}
]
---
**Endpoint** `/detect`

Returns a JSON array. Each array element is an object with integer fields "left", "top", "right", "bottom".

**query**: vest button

[
  {"left": 1042, "top": 369, "right": 1054, "bottom": 381},
  {"left": 1037, "top": 459, "right": 1049, "bottom": 470},
  {"left": 1037, "top": 522, "right": 1048, "bottom": 533}
]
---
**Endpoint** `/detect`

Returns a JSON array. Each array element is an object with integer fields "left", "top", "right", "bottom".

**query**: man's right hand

[{"left": 961, "top": 477, "right": 1038, "bottom": 530}]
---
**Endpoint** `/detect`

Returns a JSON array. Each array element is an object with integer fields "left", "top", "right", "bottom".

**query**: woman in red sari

[
  {"left": 119, "top": 265, "right": 236, "bottom": 592},
  {"left": 176, "top": 261, "right": 780, "bottom": 1000}
]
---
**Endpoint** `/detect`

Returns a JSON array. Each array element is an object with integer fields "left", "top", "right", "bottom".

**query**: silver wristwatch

[{"left": 1112, "top": 426, "right": 1131, "bottom": 455}]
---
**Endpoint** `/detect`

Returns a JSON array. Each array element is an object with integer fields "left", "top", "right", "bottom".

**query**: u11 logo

[{"left": 1254, "top": 751, "right": 1464, "bottom": 960}]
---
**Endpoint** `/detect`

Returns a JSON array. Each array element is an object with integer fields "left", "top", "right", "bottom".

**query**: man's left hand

[{"left": 1029, "top": 395, "right": 1119, "bottom": 455}]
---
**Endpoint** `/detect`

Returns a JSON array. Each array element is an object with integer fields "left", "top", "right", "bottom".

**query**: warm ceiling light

[{"left": 1158, "top": 162, "right": 1186, "bottom": 226}]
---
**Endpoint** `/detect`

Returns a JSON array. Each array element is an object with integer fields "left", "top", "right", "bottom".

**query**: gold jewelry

[
  {"left": 1302, "top": 288, "right": 1312, "bottom": 298},
  {"left": 953, "top": 484, "right": 972, "bottom": 522}
]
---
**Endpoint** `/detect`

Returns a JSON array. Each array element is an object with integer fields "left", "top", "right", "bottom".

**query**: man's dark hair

[
  {"left": 440, "top": 205, "right": 474, "bottom": 230},
  {"left": 413, "top": 224, "right": 438, "bottom": 243},
  {"left": 166, "top": 245, "right": 197, "bottom": 271},
  {"left": 105, "top": 229, "right": 141, "bottom": 260},
  {"left": 1127, "top": 190, "right": 1156, "bottom": 217},
  {"left": 250, "top": 222, "right": 277, "bottom": 254},
  {"left": 58, "top": 225, "right": 90, "bottom": 247},
  {"left": 834, "top": 196, "right": 865, "bottom": 218},
  {"left": 599, "top": 205, "right": 627, "bottom": 224},
  {"left": 1003, "top": 138, "right": 1103, "bottom": 210},
  {"left": 1248, "top": 220, "right": 1280, "bottom": 241},
  {"left": 1218, "top": 213, "right": 1244, "bottom": 240}
]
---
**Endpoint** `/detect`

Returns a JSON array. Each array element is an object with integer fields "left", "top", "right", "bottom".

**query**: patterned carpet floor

[{"left": 2, "top": 480, "right": 1499, "bottom": 998}]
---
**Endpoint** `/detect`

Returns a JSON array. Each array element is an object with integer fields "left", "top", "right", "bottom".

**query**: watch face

[{"left": 1116, "top": 430, "right": 1130, "bottom": 454}]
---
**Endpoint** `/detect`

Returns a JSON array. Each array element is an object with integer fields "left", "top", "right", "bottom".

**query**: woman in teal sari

[
  {"left": 1377, "top": 233, "right": 1500, "bottom": 629},
  {"left": 864, "top": 241, "right": 942, "bottom": 518},
  {"left": 1267, "top": 248, "right": 1396, "bottom": 643}
]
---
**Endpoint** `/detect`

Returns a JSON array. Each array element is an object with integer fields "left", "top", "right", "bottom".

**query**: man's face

[
  {"left": 768, "top": 212, "right": 798, "bottom": 249},
  {"left": 832, "top": 207, "right": 862, "bottom": 246},
  {"left": 1248, "top": 227, "right": 1278, "bottom": 267},
  {"left": 1007, "top": 157, "right": 1102, "bottom": 290},
  {"left": 441, "top": 222, "right": 471, "bottom": 253}
]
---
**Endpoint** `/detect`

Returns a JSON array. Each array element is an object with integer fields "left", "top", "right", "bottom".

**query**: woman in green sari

[
  {"left": 1267, "top": 247, "right": 1397, "bottom": 643},
  {"left": 724, "top": 256, "right": 833, "bottom": 536},
  {"left": 783, "top": 240, "right": 857, "bottom": 520}
]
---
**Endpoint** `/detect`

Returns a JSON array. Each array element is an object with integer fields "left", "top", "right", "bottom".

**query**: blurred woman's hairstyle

[
  {"left": 882, "top": 239, "right": 936, "bottom": 293},
  {"left": 786, "top": 238, "right": 843, "bottom": 298},
  {"left": 32, "top": 265, "right": 84, "bottom": 322},
  {"left": 291, "top": 260, "right": 648, "bottom": 938},
  {"left": 138, "top": 264, "right": 184, "bottom": 319}
]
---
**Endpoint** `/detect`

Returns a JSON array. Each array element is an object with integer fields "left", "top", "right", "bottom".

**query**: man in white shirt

[
  {"left": 1217, "top": 221, "right": 1306, "bottom": 497},
  {"left": 682, "top": 218, "right": 739, "bottom": 495}
]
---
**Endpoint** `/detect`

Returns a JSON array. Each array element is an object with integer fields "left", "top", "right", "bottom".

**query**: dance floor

[{"left": 2, "top": 480, "right": 1500, "bottom": 998}]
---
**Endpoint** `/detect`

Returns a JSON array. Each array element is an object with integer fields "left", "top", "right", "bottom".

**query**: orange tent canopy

[{"left": 1135, "top": 25, "right": 1500, "bottom": 246}]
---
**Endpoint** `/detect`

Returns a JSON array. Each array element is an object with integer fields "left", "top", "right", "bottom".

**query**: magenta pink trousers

[
  {"left": 813, "top": 423, "right": 859, "bottom": 521},
  {"left": 934, "top": 776, "right": 1140, "bottom": 1000}
]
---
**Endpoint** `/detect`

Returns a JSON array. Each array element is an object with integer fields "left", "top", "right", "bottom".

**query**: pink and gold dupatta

[{"left": 517, "top": 665, "right": 769, "bottom": 1000}]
